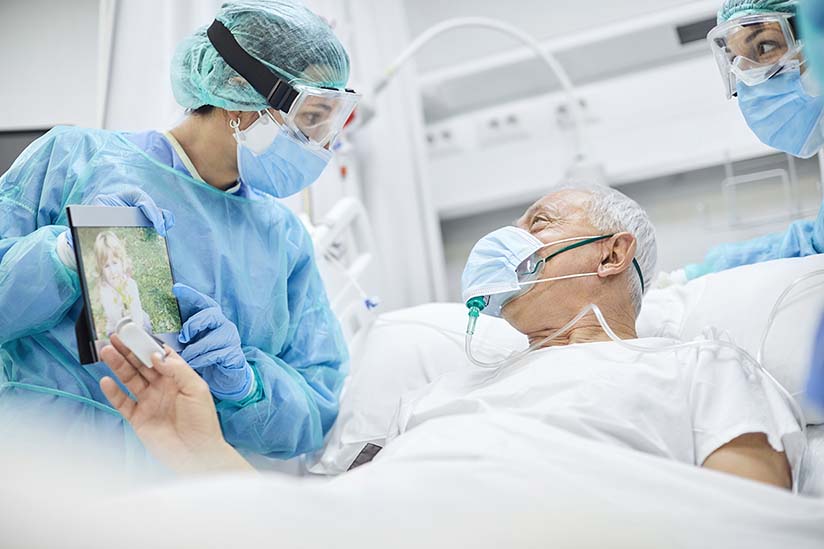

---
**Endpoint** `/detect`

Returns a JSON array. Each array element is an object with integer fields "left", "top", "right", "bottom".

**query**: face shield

[
  {"left": 207, "top": 19, "right": 359, "bottom": 149},
  {"left": 707, "top": 13, "right": 803, "bottom": 99}
]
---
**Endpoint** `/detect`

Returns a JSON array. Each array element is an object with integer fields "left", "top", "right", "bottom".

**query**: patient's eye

[{"left": 531, "top": 214, "right": 552, "bottom": 228}]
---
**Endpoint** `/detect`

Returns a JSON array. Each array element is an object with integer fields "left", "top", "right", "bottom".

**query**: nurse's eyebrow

[{"left": 744, "top": 27, "right": 767, "bottom": 44}]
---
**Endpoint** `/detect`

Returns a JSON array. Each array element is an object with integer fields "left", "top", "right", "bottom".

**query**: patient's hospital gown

[
  {"left": 0, "top": 127, "right": 348, "bottom": 460},
  {"left": 389, "top": 338, "right": 804, "bottom": 479}
]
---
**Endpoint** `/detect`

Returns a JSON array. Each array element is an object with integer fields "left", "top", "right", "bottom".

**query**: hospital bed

[
  {"left": 309, "top": 197, "right": 824, "bottom": 493},
  {"left": 292, "top": 196, "right": 824, "bottom": 547},
  {"left": 4, "top": 198, "right": 823, "bottom": 548}
]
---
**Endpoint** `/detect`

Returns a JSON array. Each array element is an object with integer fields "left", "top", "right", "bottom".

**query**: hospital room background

[{"left": 1, "top": 0, "right": 821, "bottom": 313}]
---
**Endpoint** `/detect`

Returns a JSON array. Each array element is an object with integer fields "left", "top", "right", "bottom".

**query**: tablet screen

[{"left": 74, "top": 226, "right": 181, "bottom": 342}]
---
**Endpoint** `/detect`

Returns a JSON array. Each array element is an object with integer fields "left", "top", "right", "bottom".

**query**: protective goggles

[
  {"left": 708, "top": 13, "right": 803, "bottom": 99},
  {"left": 515, "top": 234, "right": 645, "bottom": 292},
  {"left": 207, "top": 20, "right": 360, "bottom": 148}
]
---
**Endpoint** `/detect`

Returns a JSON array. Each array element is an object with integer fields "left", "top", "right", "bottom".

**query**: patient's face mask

[{"left": 461, "top": 226, "right": 612, "bottom": 318}]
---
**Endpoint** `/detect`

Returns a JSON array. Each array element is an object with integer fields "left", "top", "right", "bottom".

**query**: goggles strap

[{"left": 207, "top": 19, "right": 299, "bottom": 113}]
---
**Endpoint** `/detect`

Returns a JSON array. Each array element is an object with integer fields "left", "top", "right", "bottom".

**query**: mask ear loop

[
  {"left": 519, "top": 234, "right": 645, "bottom": 292},
  {"left": 262, "top": 109, "right": 282, "bottom": 126},
  {"left": 521, "top": 235, "right": 614, "bottom": 286},
  {"left": 518, "top": 272, "right": 599, "bottom": 288}
]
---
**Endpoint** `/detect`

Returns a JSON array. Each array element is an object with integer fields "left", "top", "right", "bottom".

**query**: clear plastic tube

[
  {"left": 464, "top": 305, "right": 594, "bottom": 370},
  {"left": 756, "top": 269, "right": 824, "bottom": 365},
  {"left": 465, "top": 301, "right": 808, "bottom": 493},
  {"left": 324, "top": 253, "right": 380, "bottom": 310},
  {"left": 464, "top": 303, "right": 807, "bottom": 436}
]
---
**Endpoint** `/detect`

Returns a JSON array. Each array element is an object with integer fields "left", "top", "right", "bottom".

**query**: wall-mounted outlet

[
  {"left": 477, "top": 111, "right": 529, "bottom": 147},
  {"left": 555, "top": 98, "right": 599, "bottom": 130},
  {"left": 425, "top": 124, "right": 463, "bottom": 156}
]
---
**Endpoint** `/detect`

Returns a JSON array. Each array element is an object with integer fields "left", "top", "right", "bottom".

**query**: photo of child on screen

[{"left": 93, "top": 231, "right": 153, "bottom": 337}]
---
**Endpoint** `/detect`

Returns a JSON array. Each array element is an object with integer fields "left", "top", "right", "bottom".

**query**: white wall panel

[
  {"left": 0, "top": 0, "right": 99, "bottom": 130},
  {"left": 425, "top": 56, "right": 773, "bottom": 219}
]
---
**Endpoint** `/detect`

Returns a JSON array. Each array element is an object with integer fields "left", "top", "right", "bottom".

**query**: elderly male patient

[{"left": 97, "top": 185, "right": 802, "bottom": 489}]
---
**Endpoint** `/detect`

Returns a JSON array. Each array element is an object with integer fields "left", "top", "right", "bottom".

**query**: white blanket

[{"left": 3, "top": 413, "right": 822, "bottom": 548}]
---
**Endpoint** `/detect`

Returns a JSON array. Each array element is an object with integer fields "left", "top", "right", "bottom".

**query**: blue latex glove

[
  {"left": 90, "top": 189, "right": 175, "bottom": 236},
  {"left": 64, "top": 189, "right": 175, "bottom": 251},
  {"left": 173, "top": 283, "right": 253, "bottom": 401}
]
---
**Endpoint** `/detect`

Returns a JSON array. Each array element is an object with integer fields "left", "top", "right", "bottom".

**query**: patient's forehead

[{"left": 519, "top": 190, "right": 592, "bottom": 225}]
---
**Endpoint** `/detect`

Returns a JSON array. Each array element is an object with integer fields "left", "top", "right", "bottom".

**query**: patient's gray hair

[{"left": 556, "top": 183, "right": 658, "bottom": 315}]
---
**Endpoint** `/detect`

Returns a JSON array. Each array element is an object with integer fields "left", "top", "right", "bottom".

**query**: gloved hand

[
  {"left": 88, "top": 189, "right": 175, "bottom": 236},
  {"left": 173, "top": 283, "right": 253, "bottom": 401},
  {"left": 58, "top": 188, "right": 175, "bottom": 269}
]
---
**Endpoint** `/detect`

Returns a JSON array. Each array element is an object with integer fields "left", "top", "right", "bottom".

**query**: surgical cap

[
  {"left": 171, "top": 0, "right": 350, "bottom": 111},
  {"left": 717, "top": 0, "right": 799, "bottom": 23}
]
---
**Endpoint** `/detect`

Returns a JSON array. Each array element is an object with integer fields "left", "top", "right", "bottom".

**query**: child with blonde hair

[{"left": 94, "top": 231, "right": 152, "bottom": 336}]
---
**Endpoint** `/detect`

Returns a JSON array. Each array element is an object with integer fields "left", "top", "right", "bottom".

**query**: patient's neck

[{"left": 525, "top": 306, "right": 637, "bottom": 348}]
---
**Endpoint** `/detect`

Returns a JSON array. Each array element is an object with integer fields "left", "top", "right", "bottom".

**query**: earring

[{"left": 229, "top": 117, "right": 242, "bottom": 142}]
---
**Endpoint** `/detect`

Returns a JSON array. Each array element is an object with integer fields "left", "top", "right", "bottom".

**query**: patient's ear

[{"left": 597, "top": 233, "right": 637, "bottom": 279}]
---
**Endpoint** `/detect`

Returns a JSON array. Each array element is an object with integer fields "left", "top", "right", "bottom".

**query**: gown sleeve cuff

[{"left": 56, "top": 230, "right": 77, "bottom": 271}]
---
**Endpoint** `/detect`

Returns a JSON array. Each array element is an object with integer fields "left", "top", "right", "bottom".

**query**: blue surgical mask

[
  {"left": 233, "top": 112, "right": 332, "bottom": 198},
  {"left": 737, "top": 67, "right": 824, "bottom": 159},
  {"left": 461, "top": 227, "right": 547, "bottom": 317},
  {"left": 462, "top": 227, "right": 625, "bottom": 318}
]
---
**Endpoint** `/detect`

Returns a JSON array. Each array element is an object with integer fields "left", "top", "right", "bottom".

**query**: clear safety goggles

[
  {"left": 708, "top": 13, "right": 804, "bottom": 99},
  {"left": 279, "top": 84, "right": 360, "bottom": 148},
  {"left": 207, "top": 19, "right": 360, "bottom": 148}
]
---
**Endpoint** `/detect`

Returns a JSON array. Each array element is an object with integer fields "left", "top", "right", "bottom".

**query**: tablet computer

[{"left": 67, "top": 205, "right": 182, "bottom": 363}]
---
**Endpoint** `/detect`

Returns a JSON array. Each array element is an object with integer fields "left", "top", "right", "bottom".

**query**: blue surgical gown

[
  {"left": 0, "top": 126, "right": 349, "bottom": 460},
  {"left": 809, "top": 314, "right": 824, "bottom": 409},
  {"left": 684, "top": 206, "right": 824, "bottom": 280}
]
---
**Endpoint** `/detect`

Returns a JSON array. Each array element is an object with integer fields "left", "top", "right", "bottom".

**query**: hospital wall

[
  {"left": 0, "top": 0, "right": 99, "bottom": 130},
  {"left": 418, "top": 49, "right": 823, "bottom": 302},
  {"left": 2, "top": 0, "right": 823, "bottom": 310}
]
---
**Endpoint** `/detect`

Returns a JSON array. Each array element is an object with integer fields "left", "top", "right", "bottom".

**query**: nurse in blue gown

[{"left": 0, "top": 0, "right": 359, "bottom": 462}]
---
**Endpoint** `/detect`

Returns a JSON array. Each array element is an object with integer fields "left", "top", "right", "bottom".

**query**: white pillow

[
  {"left": 638, "top": 254, "right": 824, "bottom": 425},
  {"left": 310, "top": 303, "right": 524, "bottom": 474},
  {"left": 312, "top": 254, "right": 824, "bottom": 475}
]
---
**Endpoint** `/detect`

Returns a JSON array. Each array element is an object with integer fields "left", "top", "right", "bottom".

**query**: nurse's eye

[
  {"left": 754, "top": 40, "right": 779, "bottom": 59},
  {"left": 298, "top": 111, "right": 326, "bottom": 127}
]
